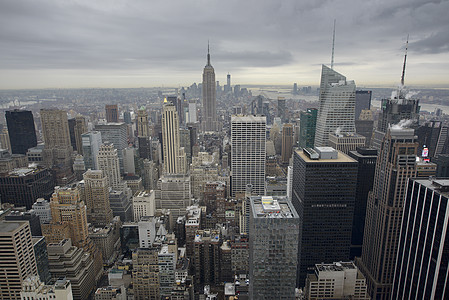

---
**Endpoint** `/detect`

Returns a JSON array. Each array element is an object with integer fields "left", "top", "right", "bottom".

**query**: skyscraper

[
  {"left": 292, "top": 147, "right": 358, "bottom": 285},
  {"left": 105, "top": 104, "right": 119, "bottom": 123},
  {"left": 356, "top": 128, "right": 418, "bottom": 299},
  {"left": 299, "top": 108, "right": 318, "bottom": 149},
  {"left": 95, "top": 122, "right": 128, "bottom": 173},
  {"left": 82, "top": 131, "right": 102, "bottom": 170},
  {"left": 231, "top": 115, "right": 266, "bottom": 197},
  {"left": 348, "top": 147, "right": 377, "bottom": 259},
  {"left": 162, "top": 102, "right": 185, "bottom": 175},
  {"left": 40, "top": 109, "right": 74, "bottom": 183},
  {"left": 137, "top": 107, "right": 150, "bottom": 137},
  {"left": 392, "top": 178, "right": 449, "bottom": 299},
  {"left": 201, "top": 44, "right": 218, "bottom": 132},
  {"left": 355, "top": 90, "right": 372, "bottom": 120},
  {"left": 0, "top": 220, "right": 38, "bottom": 300},
  {"left": 97, "top": 143, "right": 122, "bottom": 190},
  {"left": 83, "top": 169, "right": 113, "bottom": 227},
  {"left": 281, "top": 124, "right": 294, "bottom": 164},
  {"left": 5, "top": 109, "right": 37, "bottom": 155},
  {"left": 314, "top": 65, "right": 356, "bottom": 147},
  {"left": 249, "top": 196, "right": 299, "bottom": 299}
]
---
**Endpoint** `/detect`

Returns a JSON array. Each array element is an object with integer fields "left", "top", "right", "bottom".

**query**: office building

[
  {"left": 231, "top": 115, "right": 266, "bottom": 198},
  {"left": 109, "top": 190, "right": 133, "bottom": 222},
  {"left": 162, "top": 102, "right": 186, "bottom": 174},
  {"left": 32, "top": 198, "right": 52, "bottom": 223},
  {"left": 5, "top": 109, "right": 37, "bottom": 155},
  {"left": 89, "top": 217, "right": 121, "bottom": 264},
  {"left": 0, "top": 125, "right": 11, "bottom": 152},
  {"left": 314, "top": 65, "right": 356, "bottom": 147},
  {"left": 328, "top": 132, "right": 366, "bottom": 154},
  {"left": 202, "top": 45, "right": 218, "bottom": 132},
  {"left": 32, "top": 236, "right": 51, "bottom": 284},
  {"left": 355, "top": 90, "right": 372, "bottom": 120},
  {"left": 83, "top": 169, "right": 113, "bottom": 227},
  {"left": 97, "top": 143, "right": 122, "bottom": 190},
  {"left": 136, "top": 107, "right": 150, "bottom": 137},
  {"left": 132, "top": 247, "right": 160, "bottom": 300},
  {"left": 415, "top": 120, "right": 448, "bottom": 159},
  {"left": 392, "top": 179, "right": 449, "bottom": 299},
  {"left": 155, "top": 174, "right": 191, "bottom": 219},
  {"left": 5, "top": 210, "right": 42, "bottom": 237},
  {"left": 281, "top": 124, "right": 294, "bottom": 164},
  {"left": 105, "top": 104, "right": 119, "bottom": 123},
  {"left": 0, "top": 167, "right": 55, "bottom": 209},
  {"left": 304, "top": 262, "right": 369, "bottom": 300},
  {"left": 68, "top": 116, "right": 87, "bottom": 155},
  {"left": 348, "top": 147, "right": 377, "bottom": 259},
  {"left": 133, "top": 190, "right": 155, "bottom": 221},
  {"left": 355, "top": 110, "right": 374, "bottom": 146},
  {"left": 47, "top": 239, "right": 96, "bottom": 300},
  {"left": 40, "top": 109, "right": 74, "bottom": 183},
  {"left": 292, "top": 147, "right": 358, "bottom": 285},
  {"left": 20, "top": 276, "right": 73, "bottom": 300},
  {"left": 372, "top": 96, "right": 420, "bottom": 150},
  {"left": 95, "top": 122, "right": 128, "bottom": 173},
  {"left": 299, "top": 108, "right": 318, "bottom": 148},
  {"left": 0, "top": 220, "right": 38, "bottom": 300},
  {"left": 81, "top": 131, "right": 102, "bottom": 170},
  {"left": 249, "top": 196, "right": 299, "bottom": 299},
  {"left": 193, "top": 229, "right": 221, "bottom": 289},
  {"left": 0, "top": 150, "right": 27, "bottom": 174},
  {"left": 356, "top": 128, "right": 418, "bottom": 299}
]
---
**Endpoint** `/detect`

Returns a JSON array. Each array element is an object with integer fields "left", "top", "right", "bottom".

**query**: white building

[
  {"left": 21, "top": 276, "right": 73, "bottom": 300},
  {"left": 133, "top": 190, "right": 155, "bottom": 221},
  {"left": 162, "top": 102, "right": 186, "bottom": 175},
  {"left": 314, "top": 65, "right": 356, "bottom": 147},
  {"left": 231, "top": 115, "right": 266, "bottom": 197},
  {"left": 32, "top": 198, "right": 52, "bottom": 223},
  {"left": 97, "top": 143, "right": 122, "bottom": 190},
  {"left": 304, "top": 262, "right": 369, "bottom": 300}
]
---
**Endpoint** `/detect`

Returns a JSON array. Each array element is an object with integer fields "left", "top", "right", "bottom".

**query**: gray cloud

[{"left": 0, "top": 0, "right": 448, "bottom": 88}]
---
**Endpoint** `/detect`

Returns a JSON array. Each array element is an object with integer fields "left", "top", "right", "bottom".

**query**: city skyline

[{"left": 1, "top": 1, "right": 448, "bottom": 89}]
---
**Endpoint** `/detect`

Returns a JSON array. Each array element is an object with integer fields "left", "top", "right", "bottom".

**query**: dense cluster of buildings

[{"left": 0, "top": 47, "right": 449, "bottom": 300}]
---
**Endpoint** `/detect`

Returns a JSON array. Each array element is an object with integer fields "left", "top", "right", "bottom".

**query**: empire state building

[{"left": 202, "top": 44, "right": 218, "bottom": 132}]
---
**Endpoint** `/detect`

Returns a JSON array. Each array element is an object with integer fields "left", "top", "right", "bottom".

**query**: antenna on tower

[
  {"left": 331, "top": 19, "right": 336, "bottom": 69},
  {"left": 401, "top": 35, "right": 409, "bottom": 86},
  {"left": 207, "top": 40, "right": 211, "bottom": 66}
]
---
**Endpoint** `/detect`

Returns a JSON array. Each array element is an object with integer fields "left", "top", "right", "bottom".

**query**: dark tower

[{"left": 5, "top": 110, "right": 37, "bottom": 155}]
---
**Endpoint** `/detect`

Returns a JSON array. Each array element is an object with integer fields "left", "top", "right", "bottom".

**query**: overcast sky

[{"left": 0, "top": 0, "right": 448, "bottom": 89}]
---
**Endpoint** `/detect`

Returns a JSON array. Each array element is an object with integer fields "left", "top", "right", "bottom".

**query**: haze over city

[{"left": 1, "top": 0, "right": 449, "bottom": 89}]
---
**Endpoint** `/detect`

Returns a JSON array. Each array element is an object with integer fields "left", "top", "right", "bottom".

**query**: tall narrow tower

[
  {"left": 97, "top": 143, "right": 122, "bottom": 190},
  {"left": 137, "top": 107, "right": 150, "bottom": 137},
  {"left": 314, "top": 66, "right": 356, "bottom": 147},
  {"left": 162, "top": 102, "right": 185, "bottom": 174},
  {"left": 355, "top": 128, "right": 418, "bottom": 299},
  {"left": 202, "top": 43, "right": 217, "bottom": 132}
]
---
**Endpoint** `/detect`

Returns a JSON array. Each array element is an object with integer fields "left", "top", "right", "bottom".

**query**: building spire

[
  {"left": 331, "top": 19, "right": 336, "bottom": 69},
  {"left": 401, "top": 35, "right": 409, "bottom": 86},
  {"left": 207, "top": 40, "right": 211, "bottom": 66}
]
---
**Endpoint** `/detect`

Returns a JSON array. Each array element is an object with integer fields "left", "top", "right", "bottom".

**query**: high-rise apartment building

[
  {"left": 82, "top": 131, "right": 102, "bottom": 170},
  {"left": 95, "top": 122, "right": 128, "bottom": 173},
  {"left": 201, "top": 45, "right": 218, "bottom": 132},
  {"left": 348, "top": 147, "right": 377, "bottom": 259},
  {"left": 0, "top": 220, "right": 38, "bottom": 300},
  {"left": 162, "top": 103, "right": 185, "bottom": 175},
  {"left": 304, "top": 262, "right": 369, "bottom": 300},
  {"left": 105, "top": 104, "right": 119, "bottom": 123},
  {"left": 392, "top": 178, "right": 449, "bottom": 299},
  {"left": 292, "top": 147, "right": 358, "bottom": 286},
  {"left": 97, "top": 143, "right": 122, "bottom": 190},
  {"left": 249, "top": 196, "right": 299, "bottom": 299},
  {"left": 231, "top": 115, "right": 266, "bottom": 197},
  {"left": 83, "top": 169, "right": 113, "bottom": 227},
  {"left": 136, "top": 107, "right": 150, "bottom": 137},
  {"left": 5, "top": 109, "right": 37, "bottom": 155},
  {"left": 356, "top": 128, "right": 418, "bottom": 299},
  {"left": 281, "top": 124, "right": 294, "bottom": 164},
  {"left": 299, "top": 108, "right": 318, "bottom": 149},
  {"left": 314, "top": 65, "right": 356, "bottom": 147}
]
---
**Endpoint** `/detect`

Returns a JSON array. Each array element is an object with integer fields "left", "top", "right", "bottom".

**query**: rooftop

[
  {"left": 296, "top": 149, "right": 356, "bottom": 163},
  {"left": 251, "top": 196, "right": 298, "bottom": 219}
]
